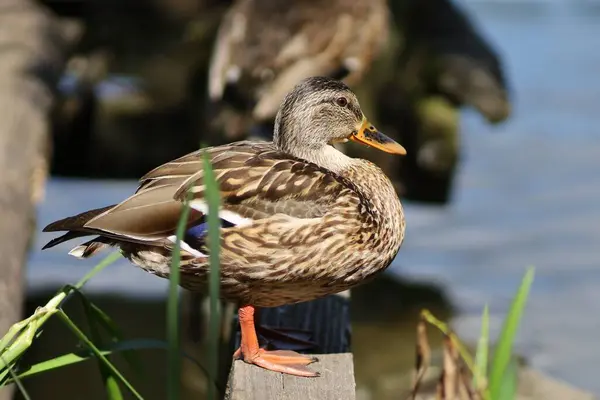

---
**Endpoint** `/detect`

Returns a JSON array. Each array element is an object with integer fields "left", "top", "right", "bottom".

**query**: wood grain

[{"left": 224, "top": 353, "right": 355, "bottom": 400}]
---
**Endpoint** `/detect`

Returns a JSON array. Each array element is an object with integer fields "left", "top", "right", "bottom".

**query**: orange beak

[{"left": 349, "top": 117, "right": 407, "bottom": 155}]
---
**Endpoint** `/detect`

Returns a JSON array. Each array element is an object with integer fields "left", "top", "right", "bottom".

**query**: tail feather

[
  {"left": 43, "top": 205, "right": 117, "bottom": 232},
  {"left": 42, "top": 231, "right": 92, "bottom": 250},
  {"left": 42, "top": 204, "right": 118, "bottom": 252},
  {"left": 68, "top": 237, "right": 113, "bottom": 259}
]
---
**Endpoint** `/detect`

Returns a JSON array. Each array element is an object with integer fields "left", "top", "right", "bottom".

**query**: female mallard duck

[
  {"left": 208, "top": 0, "right": 389, "bottom": 140},
  {"left": 43, "top": 77, "right": 406, "bottom": 377}
]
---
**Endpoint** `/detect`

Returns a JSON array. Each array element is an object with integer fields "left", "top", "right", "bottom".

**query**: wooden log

[
  {"left": 181, "top": 292, "right": 352, "bottom": 396},
  {"left": 223, "top": 294, "right": 352, "bottom": 397},
  {"left": 0, "top": 2, "right": 81, "bottom": 399},
  {"left": 224, "top": 353, "right": 356, "bottom": 400}
]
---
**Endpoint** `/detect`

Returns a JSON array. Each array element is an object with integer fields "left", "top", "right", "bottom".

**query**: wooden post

[
  {"left": 0, "top": 2, "right": 81, "bottom": 399},
  {"left": 225, "top": 353, "right": 356, "bottom": 400},
  {"left": 182, "top": 291, "right": 353, "bottom": 397},
  {"left": 221, "top": 293, "right": 353, "bottom": 398}
]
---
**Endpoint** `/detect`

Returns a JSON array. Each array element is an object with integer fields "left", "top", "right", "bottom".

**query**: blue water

[
  {"left": 29, "top": 1, "right": 600, "bottom": 394},
  {"left": 398, "top": 1, "right": 600, "bottom": 393}
]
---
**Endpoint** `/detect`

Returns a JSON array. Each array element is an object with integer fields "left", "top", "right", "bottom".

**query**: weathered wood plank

[
  {"left": 224, "top": 353, "right": 355, "bottom": 400},
  {"left": 181, "top": 292, "right": 352, "bottom": 394}
]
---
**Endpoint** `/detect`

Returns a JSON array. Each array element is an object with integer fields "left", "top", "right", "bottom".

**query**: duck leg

[{"left": 233, "top": 305, "right": 319, "bottom": 377}]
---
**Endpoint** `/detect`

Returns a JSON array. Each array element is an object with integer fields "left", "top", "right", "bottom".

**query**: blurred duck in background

[
  {"left": 47, "top": 0, "right": 511, "bottom": 206},
  {"left": 206, "top": 0, "right": 390, "bottom": 143},
  {"left": 206, "top": 0, "right": 512, "bottom": 205}
]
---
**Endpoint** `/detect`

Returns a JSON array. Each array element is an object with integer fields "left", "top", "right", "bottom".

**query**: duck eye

[{"left": 335, "top": 97, "right": 348, "bottom": 107}]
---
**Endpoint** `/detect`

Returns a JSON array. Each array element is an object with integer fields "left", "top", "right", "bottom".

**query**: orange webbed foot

[
  {"left": 236, "top": 305, "right": 320, "bottom": 377},
  {"left": 246, "top": 349, "right": 319, "bottom": 377}
]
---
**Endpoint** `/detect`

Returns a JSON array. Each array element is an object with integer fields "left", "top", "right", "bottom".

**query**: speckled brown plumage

[
  {"left": 43, "top": 76, "right": 407, "bottom": 377},
  {"left": 43, "top": 76, "right": 406, "bottom": 308},
  {"left": 44, "top": 140, "right": 404, "bottom": 307}
]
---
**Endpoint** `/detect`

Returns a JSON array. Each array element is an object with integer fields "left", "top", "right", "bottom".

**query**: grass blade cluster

[
  {"left": 5, "top": 338, "right": 208, "bottom": 384},
  {"left": 1, "top": 145, "right": 225, "bottom": 399},
  {"left": 57, "top": 310, "right": 143, "bottom": 399},
  {"left": 413, "top": 267, "right": 535, "bottom": 400},
  {"left": 0, "top": 252, "right": 122, "bottom": 396}
]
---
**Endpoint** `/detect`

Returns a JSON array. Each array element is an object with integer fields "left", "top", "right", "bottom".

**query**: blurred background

[{"left": 1, "top": 0, "right": 599, "bottom": 398}]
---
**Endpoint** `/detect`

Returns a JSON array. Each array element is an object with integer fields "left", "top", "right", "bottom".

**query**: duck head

[{"left": 273, "top": 77, "right": 406, "bottom": 164}]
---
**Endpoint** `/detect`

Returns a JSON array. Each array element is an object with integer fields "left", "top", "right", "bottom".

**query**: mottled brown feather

[
  {"left": 43, "top": 140, "right": 368, "bottom": 252},
  {"left": 43, "top": 143, "right": 404, "bottom": 306},
  {"left": 43, "top": 204, "right": 116, "bottom": 233},
  {"left": 42, "top": 77, "right": 406, "bottom": 308}
]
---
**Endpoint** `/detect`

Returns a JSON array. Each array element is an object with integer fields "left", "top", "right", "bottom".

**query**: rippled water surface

[{"left": 29, "top": 1, "right": 600, "bottom": 394}]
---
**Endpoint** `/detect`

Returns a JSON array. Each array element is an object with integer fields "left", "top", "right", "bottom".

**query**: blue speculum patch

[{"left": 183, "top": 217, "right": 235, "bottom": 250}]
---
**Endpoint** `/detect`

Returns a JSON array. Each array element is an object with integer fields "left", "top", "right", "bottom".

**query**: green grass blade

[
  {"left": 87, "top": 302, "right": 144, "bottom": 378},
  {"left": 3, "top": 358, "right": 30, "bottom": 400},
  {"left": 0, "top": 367, "right": 9, "bottom": 385},
  {"left": 0, "top": 316, "right": 41, "bottom": 373},
  {"left": 64, "top": 286, "right": 124, "bottom": 336},
  {"left": 75, "top": 252, "right": 121, "bottom": 289},
  {"left": 66, "top": 286, "right": 144, "bottom": 377},
  {"left": 4, "top": 339, "right": 213, "bottom": 387},
  {"left": 57, "top": 310, "right": 143, "bottom": 400},
  {"left": 0, "top": 252, "right": 120, "bottom": 376},
  {"left": 0, "top": 314, "right": 37, "bottom": 353},
  {"left": 167, "top": 187, "right": 193, "bottom": 400},
  {"left": 489, "top": 267, "right": 535, "bottom": 399},
  {"left": 202, "top": 151, "right": 222, "bottom": 400},
  {"left": 7, "top": 350, "right": 110, "bottom": 382},
  {"left": 474, "top": 303, "right": 489, "bottom": 391},
  {"left": 78, "top": 291, "right": 124, "bottom": 400},
  {"left": 496, "top": 359, "right": 518, "bottom": 400},
  {"left": 0, "top": 310, "right": 55, "bottom": 377}
]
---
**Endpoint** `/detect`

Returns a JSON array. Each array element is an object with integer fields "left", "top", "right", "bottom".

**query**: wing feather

[{"left": 44, "top": 141, "right": 360, "bottom": 250}]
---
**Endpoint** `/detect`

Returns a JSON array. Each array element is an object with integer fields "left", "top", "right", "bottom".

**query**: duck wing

[{"left": 43, "top": 141, "right": 362, "bottom": 257}]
